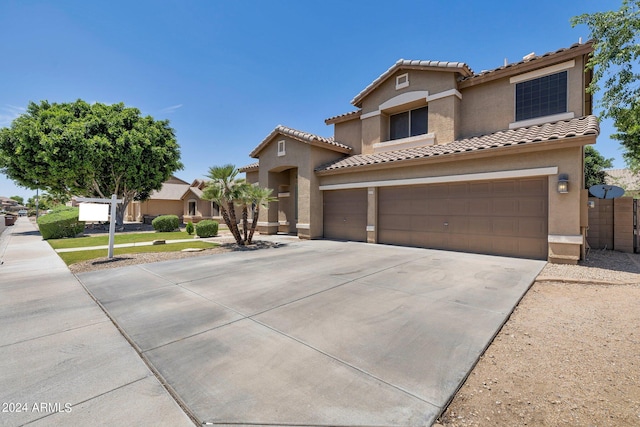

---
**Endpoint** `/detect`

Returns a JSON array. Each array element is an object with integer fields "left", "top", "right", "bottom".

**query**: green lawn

[
  {"left": 48, "top": 231, "right": 199, "bottom": 249},
  {"left": 58, "top": 241, "right": 219, "bottom": 265}
]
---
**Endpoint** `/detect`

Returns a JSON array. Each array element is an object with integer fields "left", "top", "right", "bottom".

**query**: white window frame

[{"left": 277, "top": 140, "right": 286, "bottom": 156}]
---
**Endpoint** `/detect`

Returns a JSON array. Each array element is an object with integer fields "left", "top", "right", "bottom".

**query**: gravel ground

[{"left": 437, "top": 249, "right": 640, "bottom": 427}]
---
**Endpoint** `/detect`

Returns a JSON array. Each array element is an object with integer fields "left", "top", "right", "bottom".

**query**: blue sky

[{"left": 0, "top": 0, "right": 624, "bottom": 202}]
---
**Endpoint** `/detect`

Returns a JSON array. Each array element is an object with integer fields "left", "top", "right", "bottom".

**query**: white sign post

[{"left": 77, "top": 194, "right": 123, "bottom": 259}]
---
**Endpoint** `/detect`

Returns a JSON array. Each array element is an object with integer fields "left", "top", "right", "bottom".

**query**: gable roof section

[
  {"left": 351, "top": 59, "right": 474, "bottom": 107},
  {"left": 250, "top": 125, "right": 352, "bottom": 158},
  {"left": 316, "top": 115, "right": 599, "bottom": 174}
]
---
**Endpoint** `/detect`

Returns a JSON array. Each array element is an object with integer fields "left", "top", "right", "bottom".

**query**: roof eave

[
  {"left": 459, "top": 41, "right": 594, "bottom": 89},
  {"left": 316, "top": 134, "right": 597, "bottom": 176}
]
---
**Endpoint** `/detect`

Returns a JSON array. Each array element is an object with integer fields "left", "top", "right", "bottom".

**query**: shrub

[
  {"left": 37, "top": 206, "right": 85, "bottom": 240},
  {"left": 185, "top": 221, "right": 194, "bottom": 235},
  {"left": 152, "top": 215, "right": 180, "bottom": 232},
  {"left": 195, "top": 220, "right": 218, "bottom": 238}
]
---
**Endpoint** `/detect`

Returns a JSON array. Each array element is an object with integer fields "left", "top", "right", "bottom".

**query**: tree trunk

[
  {"left": 242, "top": 204, "right": 249, "bottom": 244},
  {"left": 226, "top": 201, "right": 244, "bottom": 245},
  {"left": 247, "top": 206, "right": 260, "bottom": 244}
]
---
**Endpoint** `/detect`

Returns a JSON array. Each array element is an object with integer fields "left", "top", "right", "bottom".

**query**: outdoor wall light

[{"left": 557, "top": 174, "right": 569, "bottom": 193}]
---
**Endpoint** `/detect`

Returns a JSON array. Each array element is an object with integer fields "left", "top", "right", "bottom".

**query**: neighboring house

[
  {"left": 605, "top": 169, "right": 640, "bottom": 198},
  {"left": 241, "top": 40, "right": 599, "bottom": 264},
  {"left": 126, "top": 176, "right": 221, "bottom": 223},
  {"left": 0, "top": 197, "right": 25, "bottom": 213},
  {"left": 181, "top": 179, "right": 221, "bottom": 224}
]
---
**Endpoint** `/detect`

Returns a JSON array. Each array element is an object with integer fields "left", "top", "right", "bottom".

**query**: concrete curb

[{"left": 534, "top": 276, "right": 638, "bottom": 286}]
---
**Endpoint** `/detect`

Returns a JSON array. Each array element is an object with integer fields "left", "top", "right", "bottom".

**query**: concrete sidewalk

[{"left": 0, "top": 217, "right": 194, "bottom": 427}]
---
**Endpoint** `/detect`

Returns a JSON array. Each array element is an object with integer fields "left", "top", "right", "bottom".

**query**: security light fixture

[{"left": 557, "top": 174, "right": 569, "bottom": 193}]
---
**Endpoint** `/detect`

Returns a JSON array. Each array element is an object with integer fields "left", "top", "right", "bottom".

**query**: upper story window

[
  {"left": 515, "top": 71, "right": 567, "bottom": 122},
  {"left": 277, "top": 140, "right": 286, "bottom": 156},
  {"left": 389, "top": 106, "right": 428, "bottom": 140}
]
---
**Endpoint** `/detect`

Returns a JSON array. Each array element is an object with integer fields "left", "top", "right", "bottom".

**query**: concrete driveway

[{"left": 76, "top": 239, "right": 545, "bottom": 426}]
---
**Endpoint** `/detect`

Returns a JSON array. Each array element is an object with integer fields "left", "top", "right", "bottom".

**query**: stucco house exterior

[
  {"left": 242, "top": 40, "right": 598, "bottom": 264},
  {"left": 125, "top": 176, "right": 221, "bottom": 224}
]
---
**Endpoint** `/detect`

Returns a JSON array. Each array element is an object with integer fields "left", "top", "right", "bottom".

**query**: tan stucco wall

[
  {"left": 245, "top": 170, "right": 259, "bottom": 184},
  {"left": 334, "top": 118, "right": 362, "bottom": 154},
  {"left": 255, "top": 134, "right": 347, "bottom": 238},
  {"left": 360, "top": 70, "right": 457, "bottom": 114},
  {"left": 129, "top": 200, "right": 183, "bottom": 221},
  {"left": 459, "top": 56, "right": 587, "bottom": 138}
]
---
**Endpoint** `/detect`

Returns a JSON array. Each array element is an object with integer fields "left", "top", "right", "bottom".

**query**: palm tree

[
  {"left": 246, "top": 185, "right": 276, "bottom": 244},
  {"left": 202, "top": 165, "right": 245, "bottom": 245}
]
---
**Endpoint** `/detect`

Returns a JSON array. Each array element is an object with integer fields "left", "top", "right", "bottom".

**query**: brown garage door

[
  {"left": 378, "top": 178, "right": 548, "bottom": 259},
  {"left": 323, "top": 189, "right": 367, "bottom": 242}
]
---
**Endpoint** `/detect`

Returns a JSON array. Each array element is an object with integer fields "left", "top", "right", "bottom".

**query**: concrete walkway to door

[{"left": 76, "top": 237, "right": 546, "bottom": 426}]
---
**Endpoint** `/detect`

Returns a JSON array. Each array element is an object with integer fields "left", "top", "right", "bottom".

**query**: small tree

[
  {"left": 245, "top": 185, "right": 276, "bottom": 244},
  {"left": 202, "top": 165, "right": 245, "bottom": 245},
  {"left": 202, "top": 164, "right": 276, "bottom": 246},
  {"left": 584, "top": 145, "right": 614, "bottom": 189}
]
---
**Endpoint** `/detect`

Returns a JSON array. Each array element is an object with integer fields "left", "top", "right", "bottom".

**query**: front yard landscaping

[{"left": 46, "top": 231, "right": 220, "bottom": 266}]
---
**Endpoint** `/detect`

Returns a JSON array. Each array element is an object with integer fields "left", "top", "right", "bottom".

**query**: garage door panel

[
  {"left": 427, "top": 184, "right": 449, "bottom": 198},
  {"left": 448, "top": 199, "right": 468, "bottom": 215},
  {"left": 469, "top": 182, "right": 492, "bottom": 197},
  {"left": 468, "top": 199, "right": 491, "bottom": 215},
  {"left": 426, "top": 216, "right": 449, "bottom": 233},
  {"left": 494, "top": 180, "right": 517, "bottom": 193},
  {"left": 519, "top": 199, "right": 546, "bottom": 216},
  {"left": 449, "top": 183, "right": 469, "bottom": 197},
  {"left": 518, "top": 218, "right": 547, "bottom": 237},
  {"left": 493, "top": 199, "right": 518, "bottom": 216},
  {"left": 378, "top": 177, "right": 548, "bottom": 259},
  {"left": 323, "top": 189, "right": 367, "bottom": 242},
  {"left": 379, "top": 199, "right": 411, "bottom": 215},
  {"left": 519, "top": 178, "right": 546, "bottom": 195},
  {"left": 492, "top": 218, "right": 517, "bottom": 235}
]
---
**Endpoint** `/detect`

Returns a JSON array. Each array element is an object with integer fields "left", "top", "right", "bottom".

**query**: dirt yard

[{"left": 437, "top": 250, "right": 640, "bottom": 427}]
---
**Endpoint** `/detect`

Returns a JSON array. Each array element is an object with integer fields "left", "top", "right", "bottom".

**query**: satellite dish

[{"left": 589, "top": 184, "right": 625, "bottom": 199}]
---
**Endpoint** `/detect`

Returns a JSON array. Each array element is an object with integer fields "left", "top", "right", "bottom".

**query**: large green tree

[
  {"left": 0, "top": 100, "right": 183, "bottom": 224},
  {"left": 572, "top": 1, "right": 640, "bottom": 172},
  {"left": 584, "top": 145, "right": 614, "bottom": 189}
]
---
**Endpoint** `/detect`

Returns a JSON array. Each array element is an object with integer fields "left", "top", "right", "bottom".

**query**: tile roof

[
  {"left": 316, "top": 115, "right": 599, "bottom": 173},
  {"left": 325, "top": 110, "right": 362, "bottom": 125},
  {"left": 351, "top": 59, "right": 474, "bottom": 107},
  {"left": 250, "top": 125, "right": 352, "bottom": 158},
  {"left": 149, "top": 182, "right": 191, "bottom": 200},
  {"left": 239, "top": 162, "right": 259, "bottom": 172},
  {"left": 459, "top": 41, "right": 593, "bottom": 87}
]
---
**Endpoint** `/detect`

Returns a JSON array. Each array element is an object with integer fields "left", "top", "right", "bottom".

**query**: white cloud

[
  {"left": 0, "top": 105, "right": 26, "bottom": 127},
  {"left": 159, "top": 104, "right": 183, "bottom": 114}
]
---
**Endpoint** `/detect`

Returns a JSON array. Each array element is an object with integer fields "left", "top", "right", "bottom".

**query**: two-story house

[{"left": 242, "top": 40, "right": 598, "bottom": 264}]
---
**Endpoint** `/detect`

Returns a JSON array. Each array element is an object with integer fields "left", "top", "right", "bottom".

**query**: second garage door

[{"left": 378, "top": 178, "right": 548, "bottom": 259}]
